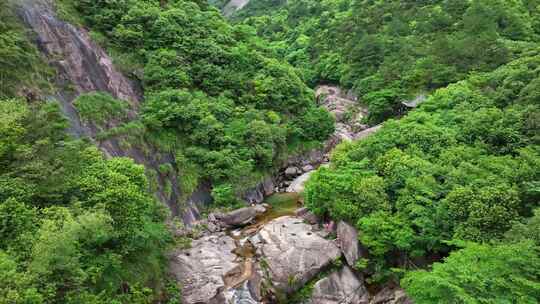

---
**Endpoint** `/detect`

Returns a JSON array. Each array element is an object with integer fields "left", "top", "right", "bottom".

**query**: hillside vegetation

[
  {"left": 237, "top": 0, "right": 540, "bottom": 123},
  {"left": 62, "top": 0, "right": 334, "bottom": 197},
  {"left": 224, "top": 0, "right": 540, "bottom": 302},
  {"left": 0, "top": 0, "right": 539, "bottom": 303}
]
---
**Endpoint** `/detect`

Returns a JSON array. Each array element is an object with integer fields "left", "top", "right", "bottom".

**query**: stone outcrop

[
  {"left": 307, "top": 267, "right": 369, "bottom": 304},
  {"left": 214, "top": 205, "right": 267, "bottom": 228},
  {"left": 223, "top": 0, "right": 250, "bottom": 17},
  {"left": 169, "top": 233, "right": 238, "bottom": 304},
  {"left": 370, "top": 286, "right": 413, "bottom": 304},
  {"left": 256, "top": 216, "right": 341, "bottom": 293},
  {"left": 295, "top": 207, "right": 320, "bottom": 225},
  {"left": 337, "top": 221, "right": 367, "bottom": 267},
  {"left": 286, "top": 170, "right": 315, "bottom": 193},
  {"left": 243, "top": 177, "right": 275, "bottom": 204}
]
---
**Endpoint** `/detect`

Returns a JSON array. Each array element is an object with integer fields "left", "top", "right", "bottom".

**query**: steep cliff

[{"left": 17, "top": 0, "right": 209, "bottom": 224}]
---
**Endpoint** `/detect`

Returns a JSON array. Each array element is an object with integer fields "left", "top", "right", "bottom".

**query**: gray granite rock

[
  {"left": 256, "top": 216, "right": 341, "bottom": 293},
  {"left": 370, "top": 286, "right": 413, "bottom": 304},
  {"left": 169, "top": 233, "right": 237, "bottom": 304},
  {"left": 307, "top": 266, "right": 369, "bottom": 304},
  {"left": 337, "top": 221, "right": 367, "bottom": 267}
]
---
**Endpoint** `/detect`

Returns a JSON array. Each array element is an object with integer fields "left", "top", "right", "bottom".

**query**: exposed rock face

[
  {"left": 337, "top": 221, "right": 367, "bottom": 267},
  {"left": 370, "top": 286, "right": 413, "bottom": 304},
  {"left": 243, "top": 177, "right": 275, "bottom": 204},
  {"left": 355, "top": 125, "right": 383, "bottom": 140},
  {"left": 215, "top": 206, "right": 267, "bottom": 228},
  {"left": 257, "top": 216, "right": 341, "bottom": 293},
  {"left": 401, "top": 94, "right": 427, "bottom": 109},
  {"left": 17, "top": 0, "right": 210, "bottom": 225},
  {"left": 307, "top": 267, "right": 369, "bottom": 304},
  {"left": 223, "top": 0, "right": 250, "bottom": 16},
  {"left": 19, "top": 0, "right": 141, "bottom": 107},
  {"left": 169, "top": 233, "right": 238, "bottom": 304},
  {"left": 286, "top": 170, "right": 315, "bottom": 193}
]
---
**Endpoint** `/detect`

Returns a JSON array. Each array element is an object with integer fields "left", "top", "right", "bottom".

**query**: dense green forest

[
  {"left": 1, "top": 0, "right": 539, "bottom": 303},
  {"left": 237, "top": 0, "right": 540, "bottom": 123},
  {"left": 59, "top": 0, "right": 334, "bottom": 197},
  {"left": 0, "top": 2, "right": 174, "bottom": 303},
  {"left": 305, "top": 52, "right": 540, "bottom": 301}
]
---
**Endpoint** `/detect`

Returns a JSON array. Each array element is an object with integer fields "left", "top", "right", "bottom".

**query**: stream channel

[{"left": 224, "top": 193, "right": 302, "bottom": 290}]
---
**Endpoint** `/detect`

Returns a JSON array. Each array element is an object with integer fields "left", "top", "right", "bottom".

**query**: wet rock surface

[
  {"left": 257, "top": 216, "right": 341, "bottom": 293},
  {"left": 307, "top": 266, "right": 369, "bottom": 304}
]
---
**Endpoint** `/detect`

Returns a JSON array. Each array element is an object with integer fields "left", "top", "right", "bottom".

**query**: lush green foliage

[
  {"left": 305, "top": 51, "right": 540, "bottom": 284},
  {"left": 66, "top": 0, "right": 334, "bottom": 193},
  {"left": 74, "top": 92, "right": 128, "bottom": 127},
  {"left": 0, "top": 2, "right": 51, "bottom": 98},
  {"left": 238, "top": 0, "right": 540, "bottom": 123},
  {"left": 402, "top": 241, "right": 540, "bottom": 303},
  {"left": 0, "top": 99, "right": 172, "bottom": 303}
]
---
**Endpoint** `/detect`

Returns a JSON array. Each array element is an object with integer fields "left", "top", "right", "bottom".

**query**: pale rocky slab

[
  {"left": 307, "top": 266, "right": 369, "bottom": 304},
  {"left": 257, "top": 216, "right": 341, "bottom": 293},
  {"left": 169, "top": 233, "right": 237, "bottom": 304}
]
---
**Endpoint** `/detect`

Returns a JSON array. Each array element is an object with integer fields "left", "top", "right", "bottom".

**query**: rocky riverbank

[{"left": 170, "top": 197, "right": 412, "bottom": 304}]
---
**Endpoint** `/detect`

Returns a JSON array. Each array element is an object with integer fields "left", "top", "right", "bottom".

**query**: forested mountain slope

[
  {"left": 234, "top": 0, "right": 540, "bottom": 123},
  {"left": 305, "top": 50, "right": 540, "bottom": 301},
  {"left": 60, "top": 0, "right": 334, "bottom": 196},
  {"left": 0, "top": 2, "right": 176, "bottom": 302},
  {"left": 229, "top": 0, "right": 540, "bottom": 302},
  {"left": 1, "top": 0, "right": 539, "bottom": 303}
]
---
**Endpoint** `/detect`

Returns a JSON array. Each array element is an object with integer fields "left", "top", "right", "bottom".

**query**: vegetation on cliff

[
  {"left": 62, "top": 0, "right": 335, "bottom": 196},
  {"left": 0, "top": 99, "right": 174, "bottom": 303}
]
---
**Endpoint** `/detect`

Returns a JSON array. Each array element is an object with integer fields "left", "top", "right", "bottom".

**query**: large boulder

[
  {"left": 285, "top": 166, "right": 301, "bottom": 177},
  {"left": 256, "top": 216, "right": 341, "bottom": 293},
  {"left": 307, "top": 266, "right": 369, "bottom": 304},
  {"left": 215, "top": 205, "right": 267, "bottom": 227},
  {"left": 169, "top": 233, "right": 237, "bottom": 304},
  {"left": 337, "top": 221, "right": 367, "bottom": 267},
  {"left": 243, "top": 177, "right": 275, "bottom": 204},
  {"left": 370, "top": 286, "right": 412, "bottom": 304}
]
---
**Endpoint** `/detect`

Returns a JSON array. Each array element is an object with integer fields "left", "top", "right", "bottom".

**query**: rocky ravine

[
  {"left": 170, "top": 206, "right": 412, "bottom": 304},
  {"left": 244, "top": 85, "right": 381, "bottom": 202}
]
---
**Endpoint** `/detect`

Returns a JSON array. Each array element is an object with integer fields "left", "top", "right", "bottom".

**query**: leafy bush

[{"left": 73, "top": 92, "right": 128, "bottom": 126}]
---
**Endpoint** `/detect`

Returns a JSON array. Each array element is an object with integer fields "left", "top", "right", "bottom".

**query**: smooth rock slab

[
  {"left": 286, "top": 170, "right": 315, "bottom": 193},
  {"left": 307, "top": 266, "right": 369, "bottom": 304},
  {"left": 215, "top": 205, "right": 267, "bottom": 227},
  {"left": 169, "top": 233, "right": 237, "bottom": 304},
  {"left": 257, "top": 216, "right": 341, "bottom": 293}
]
